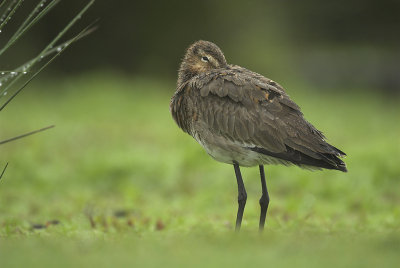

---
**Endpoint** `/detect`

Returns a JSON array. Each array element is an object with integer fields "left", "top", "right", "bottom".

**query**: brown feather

[{"left": 171, "top": 41, "right": 346, "bottom": 171}]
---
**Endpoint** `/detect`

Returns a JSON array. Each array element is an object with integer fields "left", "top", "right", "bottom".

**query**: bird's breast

[{"left": 170, "top": 89, "right": 197, "bottom": 135}]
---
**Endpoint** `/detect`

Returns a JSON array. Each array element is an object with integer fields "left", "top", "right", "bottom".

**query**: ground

[{"left": 0, "top": 73, "right": 399, "bottom": 267}]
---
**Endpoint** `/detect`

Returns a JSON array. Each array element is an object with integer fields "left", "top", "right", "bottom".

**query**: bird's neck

[
  {"left": 177, "top": 69, "right": 195, "bottom": 88},
  {"left": 178, "top": 60, "right": 202, "bottom": 88}
]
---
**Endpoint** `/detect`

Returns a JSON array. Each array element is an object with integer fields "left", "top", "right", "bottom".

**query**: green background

[{"left": 1, "top": 0, "right": 400, "bottom": 267}]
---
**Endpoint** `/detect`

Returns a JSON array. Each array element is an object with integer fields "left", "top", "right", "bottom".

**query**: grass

[
  {"left": 0, "top": 0, "right": 94, "bottom": 113},
  {"left": 0, "top": 72, "right": 399, "bottom": 266}
]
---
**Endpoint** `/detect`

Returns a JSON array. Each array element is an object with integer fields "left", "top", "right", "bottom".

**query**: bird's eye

[{"left": 201, "top": 56, "right": 209, "bottom": 62}]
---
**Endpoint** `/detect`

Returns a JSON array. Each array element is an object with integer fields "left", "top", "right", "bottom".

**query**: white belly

[{"left": 193, "top": 129, "right": 285, "bottom": 167}]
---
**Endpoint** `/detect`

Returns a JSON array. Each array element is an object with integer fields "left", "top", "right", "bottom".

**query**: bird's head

[{"left": 178, "top": 40, "right": 227, "bottom": 86}]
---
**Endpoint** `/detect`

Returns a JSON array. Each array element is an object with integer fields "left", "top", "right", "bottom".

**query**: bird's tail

[{"left": 251, "top": 145, "right": 347, "bottom": 172}]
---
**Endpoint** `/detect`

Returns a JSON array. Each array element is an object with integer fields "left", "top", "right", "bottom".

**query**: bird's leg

[
  {"left": 258, "top": 165, "right": 270, "bottom": 231},
  {"left": 233, "top": 163, "right": 247, "bottom": 231}
]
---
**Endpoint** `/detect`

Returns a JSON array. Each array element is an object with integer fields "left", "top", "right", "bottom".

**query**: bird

[{"left": 170, "top": 40, "right": 347, "bottom": 231}]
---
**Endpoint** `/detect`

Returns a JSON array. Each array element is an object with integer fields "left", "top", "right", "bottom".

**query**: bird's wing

[{"left": 189, "top": 66, "right": 345, "bottom": 166}]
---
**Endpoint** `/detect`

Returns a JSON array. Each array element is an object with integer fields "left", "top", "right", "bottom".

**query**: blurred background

[
  {"left": 2, "top": 0, "right": 400, "bottom": 92},
  {"left": 0, "top": 1, "right": 400, "bottom": 263}
]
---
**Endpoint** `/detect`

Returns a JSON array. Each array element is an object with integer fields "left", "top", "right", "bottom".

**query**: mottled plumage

[{"left": 170, "top": 40, "right": 347, "bottom": 230}]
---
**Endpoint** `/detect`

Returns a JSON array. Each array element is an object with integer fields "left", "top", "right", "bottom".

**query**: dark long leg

[
  {"left": 259, "top": 165, "right": 270, "bottom": 231},
  {"left": 233, "top": 163, "right": 247, "bottom": 231}
]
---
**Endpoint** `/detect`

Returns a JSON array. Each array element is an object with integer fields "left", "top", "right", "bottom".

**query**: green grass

[{"left": 1, "top": 73, "right": 399, "bottom": 267}]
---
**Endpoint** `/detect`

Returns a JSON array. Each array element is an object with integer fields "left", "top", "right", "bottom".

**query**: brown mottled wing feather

[{"left": 187, "top": 65, "right": 346, "bottom": 171}]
